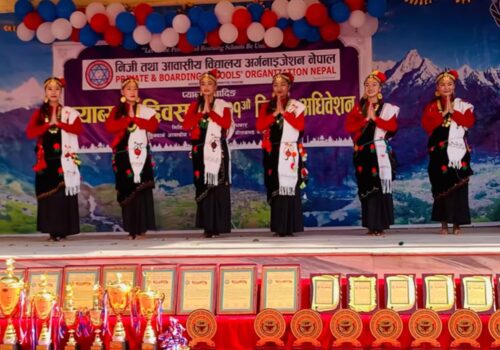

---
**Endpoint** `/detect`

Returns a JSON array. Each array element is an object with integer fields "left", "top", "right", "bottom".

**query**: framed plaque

[
  {"left": 423, "top": 274, "right": 455, "bottom": 313},
  {"left": 347, "top": 274, "right": 378, "bottom": 313},
  {"left": 27, "top": 268, "right": 63, "bottom": 304},
  {"left": 63, "top": 266, "right": 101, "bottom": 311},
  {"left": 176, "top": 265, "right": 217, "bottom": 315},
  {"left": 384, "top": 274, "right": 416, "bottom": 313},
  {"left": 103, "top": 265, "right": 137, "bottom": 315},
  {"left": 460, "top": 274, "right": 495, "bottom": 314},
  {"left": 140, "top": 264, "right": 177, "bottom": 314},
  {"left": 310, "top": 273, "right": 341, "bottom": 313},
  {"left": 260, "top": 264, "right": 300, "bottom": 314},
  {"left": 217, "top": 264, "right": 257, "bottom": 315}
]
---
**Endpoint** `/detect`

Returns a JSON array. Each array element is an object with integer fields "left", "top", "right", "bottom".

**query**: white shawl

[
  {"left": 128, "top": 104, "right": 156, "bottom": 183},
  {"left": 60, "top": 106, "right": 81, "bottom": 196},
  {"left": 448, "top": 97, "right": 473, "bottom": 169},
  {"left": 374, "top": 103, "right": 399, "bottom": 194}
]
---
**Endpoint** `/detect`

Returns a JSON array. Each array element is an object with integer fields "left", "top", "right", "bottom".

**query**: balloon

[
  {"left": 305, "top": 26, "right": 320, "bottom": 42},
  {"left": 348, "top": 10, "right": 366, "bottom": 28},
  {"left": 134, "top": 3, "right": 153, "bottom": 25},
  {"left": 186, "top": 26, "right": 205, "bottom": 46},
  {"left": 161, "top": 27, "right": 179, "bottom": 47},
  {"left": 339, "top": 21, "right": 356, "bottom": 36},
  {"left": 287, "top": 0, "right": 307, "bottom": 21},
  {"left": 344, "top": 0, "right": 365, "bottom": 11},
  {"left": 172, "top": 14, "right": 191, "bottom": 34},
  {"left": 36, "top": 22, "right": 55, "bottom": 44},
  {"left": 146, "top": 12, "right": 166, "bottom": 33},
  {"left": 188, "top": 6, "right": 204, "bottom": 24},
  {"left": 164, "top": 11, "right": 177, "bottom": 27},
  {"left": 283, "top": 26, "right": 300, "bottom": 48},
  {"left": 357, "top": 14, "right": 378, "bottom": 36},
  {"left": 14, "top": 0, "right": 33, "bottom": 21},
  {"left": 116, "top": 12, "right": 136, "bottom": 34},
  {"left": 218, "top": 23, "right": 238, "bottom": 44},
  {"left": 104, "top": 26, "right": 123, "bottom": 46},
  {"left": 271, "top": 0, "right": 289, "bottom": 19},
  {"left": 236, "top": 29, "right": 248, "bottom": 45},
  {"left": 207, "top": 29, "right": 222, "bottom": 47},
  {"left": 90, "top": 13, "right": 109, "bottom": 33},
  {"left": 232, "top": 8, "right": 252, "bottom": 30},
  {"left": 56, "top": 0, "right": 76, "bottom": 20},
  {"left": 16, "top": 22, "right": 35, "bottom": 41},
  {"left": 329, "top": 2, "right": 350, "bottom": 23},
  {"left": 198, "top": 11, "right": 219, "bottom": 33},
  {"left": 38, "top": 0, "right": 56, "bottom": 22},
  {"left": 214, "top": 0, "right": 234, "bottom": 24},
  {"left": 85, "top": 2, "right": 105, "bottom": 21},
  {"left": 149, "top": 34, "right": 166, "bottom": 52},
  {"left": 51, "top": 18, "right": 72, "bottom": 40},
  {"left": 70, "top": 11, "right": 87, "bottom": 29},
  {"left": 79, "top": 24, "right": 100, "bottom": 46},
  {"left": 133, "top": 25, "right": 151, "bottom": 45},
  {"left": 177, "top": 33, "right": 194, "bottom": 53},
  {"left": 261, "top": 9, "right": 278, "bottom": 29},
  {"left": 319, "top": 19, "right": 340, "bottom": 41},
  {"left": 247, "top": 22, "right": 265, "bottom": 42},
  {"left": 23, "top": 12, "right": 43, "bottom": 31},
  {"left": 264, "top": 27, "right": 283, "bottom": 48},
  {"left": 292, "top": 18, "right": 311, "bottom": 39},
  {"left": 106, "top": 3, "right": 125, "bottom": 26},
  {"left": 248, "top": 3, "right": 264, "bottom": 22},
  {"left": 277, "top": 18, "right": 290, "bottom": 29},
  {"left": 123, "top": 33, "right": 138, "bottom": 50},
  {"left": 305, "top": 3, "right": 328, "bottom": 26},
  {"left": 367, "top": 0, "right": 387, "bottom": 18},
  {"left": 304, "top": 0, "right": 320, "bottom": 6}
]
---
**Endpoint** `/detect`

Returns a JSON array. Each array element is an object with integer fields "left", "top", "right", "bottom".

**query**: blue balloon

[
  {"left": 306, "top": 26, "right": 320, "bottom": 42},
  {"left": 248, "top": 3, "right": 264, "bottom": 22},
  {"left": 198, "top": 11, "right": 218, "bottom": 33},
  {"left": 277, "top": 18, "right": 290, "bottom": 30},
  {"left": 38, "top": 0, "right": 56, "bottom": 22},
  {"left": 80, "top": 24, "right": 100, "bottom": 47},
  {"left": 164, "top": 11, "right": 177, "bottom": 27},
  {"left": 145, "top": 12, "right": 166, "bottom": 34},
  {"left": 123, "top": 33, "right": 138, "bottom": 50},
  {"left": 325, "top": 0, "right": 342, "bottom": 5},
  {"left": 56, "top": 0, "right": 76, "bottom": 19},
  {"left": 367, "top": 0, "right": 387, "bottom": 18},
  {"left": 292, "top": 19, "right": 311, "bottom": 40},
  {"left": 14, "top": 0, "right": 34, "bottom": 21},
  {"left": 188, "top": 6, "right": 204, "bottom": 24},
  {"left": 329, "top": 2, "right": 350, "bottom": 23},
  {"left": 186, "top": 26, "right": 205, "bottom": 46},
  {"left": 116, "top": 12, "right": 137, "bottom": 34}
]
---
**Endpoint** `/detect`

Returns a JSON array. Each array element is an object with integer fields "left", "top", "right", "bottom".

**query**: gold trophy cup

[
  {"left": 62, "top": 285, "right": 78, "bottom": 350},
  {"left": 89, "top": 285, "right": 103, "bottom": 350},
  {"left": 0, "top": 258, "right": 25, "bottom": 350},
  {"left": 136, "top": 286, "right": 164, "bottom": 350},
  {"left": 106, "top": 273, "right": 133, "bottom": 350},
  {"left": 33, "top": 275, "right": 57, "bottom": 350}
]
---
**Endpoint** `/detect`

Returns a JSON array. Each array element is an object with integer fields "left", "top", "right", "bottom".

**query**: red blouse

[{"left": 182, "top": 101, "right": 232, "bottom": 140}]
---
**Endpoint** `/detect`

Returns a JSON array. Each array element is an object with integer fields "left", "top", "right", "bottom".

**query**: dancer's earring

[
  {"left": 377, "top": 92, "right": 383, "bottom": 100},
  {"left": 120, "top": 96, "right": 126, "bottom": 103}
]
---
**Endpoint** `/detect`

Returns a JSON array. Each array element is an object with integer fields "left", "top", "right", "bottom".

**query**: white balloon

[
  {"left": 218, "top": 23, "right": 238, "bottom": 44},
  {"left": 133, "top": 25, "right": 152, "bottom": 45},
  {"left": 106, "top": 3, "right": 125, "bottom": 26},
  {"left": 247, "top": 22, "right": 265, "bottom": 42},
  {"left": 348, "top": 10, "right": 366, "bottom": 29},
  {"left": 287, "top": 0, "right": 306, "bottom": 21},
  {"left": 149, "top": 34, "right": 166, "bottom": 52},
  {"left": 214, "top": 0, "right": 234, "bottom": 24},
  {"left": 52, "top": 18, "right": 72, "bottom": 40},
  {"left": 17, "top": 22, "right": 35, "bottom": 42},
  {"left": 160, "top": 27, "right": 179, "bottom": 47},
  {"left": 85, "top": 2, "right": 106, "bottom": 21},
  {"left": 271, "top": 0, "right": 289, "bottom": 19},
  {"left": 264, "top": 27, "right": 283, "bottom": 48},
  {"left": 70, "top": 11, "right": 87, "bottom": 29},
  {"left": 339, "top": 22, "right": 357, "bottom": 37},
  {"left": 36, "top": 22, "right": 55, "bottom": 44},
  {"left": 357, "top": 14, "right": 378, "bottom": 37},
  {"left": 304, "top": 0, "right": 320, "bottom": 6},
  {"left": 172, "top": 14, "right": 191, "bottom": 34}
]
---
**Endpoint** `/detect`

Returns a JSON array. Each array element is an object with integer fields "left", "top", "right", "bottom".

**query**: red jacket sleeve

[
  {"left": 283, "top": 111, "right": 305, "bottom": 132},
  {"left": 58, "top": 117, "right": 83, "bottom": 135},
  {"left": 345, "top": 105, "right": 367, "bottom": 142},
  {"left": 451, "top": 108, "right": 475, "bottom": 128},
  {"left": 209, "top": 107, "right": 231, "bottom": 130},
  {"left": 374, "top": 115, "right": 398, "bottom": 133},
  {"left": 182, "top": 102, "right": 203, "bottom": 130},
  {"left": 105, "top": 107, "right": 131, "bottom": 134},
  {"left": 256, "top": 103, "right": 275, "bottom": 132},
  {"left": 422, "top": 102, "right": 443, "bottom": 135},
  {"left": 134, "top": 116, "right": 159, "bottom": 132},
  {"left": 26, "top": 109, "right": 50, "bottom": 139}
]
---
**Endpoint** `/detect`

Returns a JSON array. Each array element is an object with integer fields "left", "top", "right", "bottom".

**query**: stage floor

[{"left": 1, "top": 226, "right": 499, "bottom": 275}]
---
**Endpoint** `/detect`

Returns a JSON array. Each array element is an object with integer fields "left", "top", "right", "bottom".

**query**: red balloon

[
  {"left": 283, "top": 27, "right": 300, "bottom": 48},
  {"left": 320, "top": 20, "right": 340, "bottom": 41},
  {"left": 90, "top": 13, "right": 109, "bottom": 33},
  {"left": 134, "top": 3, "right": 153, "bottom": 25},
  {"left": 232, "top": 8, "right": 252, "bottom": 30},
  {"left": 235, "top": 29, "right": 248, "bottom": 45},
  {"left": 104, "top": 26, "right": 123, "bottom": 46},
  {"left": 344, "top": 0, "right": 365, "bottom": 11},
  {"left": 23, "top": 11, "right": 43, "bottom": 31},
  {"left": 178, "top": 34, "right": 194, "bottom": 53},
  {"left": 260, "top": 9, "right": 277, "bottom": 29},
  {"left": 70, "top": 28, "right": 80, "bottom": 42},
  {"left": 306, "top": 3, "right": 328, "bottom": 26},
  {"left": 207, "top": 30, "right": 222, "bottom": 47}
]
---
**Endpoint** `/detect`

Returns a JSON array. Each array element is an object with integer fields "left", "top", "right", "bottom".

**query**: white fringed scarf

[
  {"left": 447, "top": 97, "right": 473, "bottom": 169},
  {"left": 128, "top": 104, "right": 156, "bottom": 183},
  {"left": 278, "top": 99, "right": 305, "bottom": 196},
  {"left": 374, "top": 103, "right": 400, "bottom": 194},
  {"left": 60, "top": 106, "right": 81, "bottom": 196}
]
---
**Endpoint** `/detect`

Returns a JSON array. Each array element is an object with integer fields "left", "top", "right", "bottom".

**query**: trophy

[
  {"left": 89, "top": 285, "right": 103, "bottom": 350},
  {"left": 62, "top": 284, "right": 78, "bottom": 350},
  {"left": 136, "top": 283, "right": 164, "bottom": 350},
  {"left": 33, "top": 275, "right": 57, "bottom": 350},
  {"left": 0, "top": 258, "right": 24, "bottom": 350},
  {"left": 106, "top": 273, "right": 133, "bottom": 350}
]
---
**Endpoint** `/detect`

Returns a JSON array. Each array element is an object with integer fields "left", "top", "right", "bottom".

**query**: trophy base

[
  {"left": 0, "top": 344, "right": 21, "bottom": 350},
  {"left": 109, "top": 341, "right": 128, "bottom": 350},
  {"left": 91, "top": 346, "right": 103, "bottom": 350},
  {"left": 36, "top": 345, "right": 53, "bottom": 350},
  {"left": 141, "top": 344, "right": 157, "bottom": 350}
]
